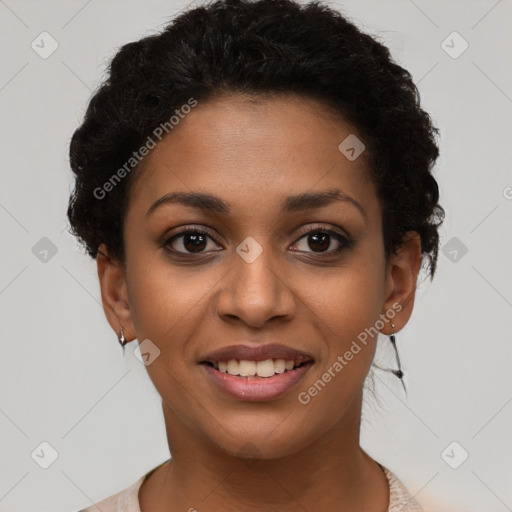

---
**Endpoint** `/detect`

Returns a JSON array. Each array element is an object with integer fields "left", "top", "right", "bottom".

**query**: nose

[{"left": 215, "top": 241, "right": 296, "bottom": 328}]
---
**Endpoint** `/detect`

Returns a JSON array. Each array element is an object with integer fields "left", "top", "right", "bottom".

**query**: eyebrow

[{"left": 146, "top": 188, "right": 366, "bottom": 220}]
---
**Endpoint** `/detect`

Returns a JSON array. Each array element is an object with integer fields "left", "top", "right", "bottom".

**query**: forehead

[{"left": 127, "top": 93, "right": 377, "bottom": 219}]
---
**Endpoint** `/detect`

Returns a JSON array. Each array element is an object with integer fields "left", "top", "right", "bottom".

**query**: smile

[
  {"left": 206, "top": 358, "right": 309, "bottom": 377},
  {"left": 200, "top": 359, "right": 314, "bottom": 402}
]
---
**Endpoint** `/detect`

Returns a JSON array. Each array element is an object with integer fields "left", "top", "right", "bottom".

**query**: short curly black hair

[{"left": 67, "top": 0, "right": 444, "bottom": 279}]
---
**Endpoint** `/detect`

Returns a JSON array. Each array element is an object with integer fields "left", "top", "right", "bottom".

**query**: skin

[{"left": 97, "top": 92, "right": 422, "bottom": 512}]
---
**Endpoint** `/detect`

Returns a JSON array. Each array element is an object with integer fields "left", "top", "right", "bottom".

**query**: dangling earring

[
  {"left": 373, "top": 322, "right": 407, "bottom": 395},
  {"left": 118, "top": 326, "right": 128, "bottom": 353}
]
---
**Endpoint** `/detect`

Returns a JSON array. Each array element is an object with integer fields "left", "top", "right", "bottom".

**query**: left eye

[{"left": 291, "top": 229, "right": 348, "bottom": 254}]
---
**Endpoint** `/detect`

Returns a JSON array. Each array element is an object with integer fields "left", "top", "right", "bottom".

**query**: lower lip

[{"left": 201, "top": 362, "right": 314, "bottom": 402}]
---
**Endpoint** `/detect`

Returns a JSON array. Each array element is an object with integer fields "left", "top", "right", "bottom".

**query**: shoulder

[
  {"left": 379, "top": 464, "right": 425, "bottom": 512},
  {"left": 74, "top": 470, "right": 149, "bottom": 512},
  {"left": 75, "top": 459, "right": 170, "bottom": 512}
]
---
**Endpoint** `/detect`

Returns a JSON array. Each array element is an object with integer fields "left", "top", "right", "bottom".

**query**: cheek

[
  {"left": 126, "top": 254, "right": 214, "bottom": 342},
  {"left": 312, "top": 276, "right": 381, "bottom": 372},
  {"left": 306, "top": 252, "right": 386, "bottom": 339},
  {"left": 302, "top": 248, "right": 385, "bottom": 388},
  {"left": 293, "top": 275, "right": 382, "bottom": 428}
]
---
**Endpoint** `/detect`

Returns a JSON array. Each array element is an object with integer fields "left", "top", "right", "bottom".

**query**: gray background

[{"left": 1, "top": 0, "right": 511, "bottom": 510}]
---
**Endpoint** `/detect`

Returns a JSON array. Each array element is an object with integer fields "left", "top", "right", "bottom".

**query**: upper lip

[{"left": 200, "top": 343, "right": 315, "bottom": 366}]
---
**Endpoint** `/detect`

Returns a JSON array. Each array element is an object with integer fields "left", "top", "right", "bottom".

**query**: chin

[{"left": 208, "top": 422, "right": 311, "bottom": 461}]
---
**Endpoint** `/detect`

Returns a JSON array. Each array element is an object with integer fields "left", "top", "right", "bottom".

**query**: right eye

[{"left": 164, "top": 228, "right": 222, "bottom": 255}]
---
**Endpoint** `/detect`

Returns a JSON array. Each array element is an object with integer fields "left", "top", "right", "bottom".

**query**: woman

[{"left": 68, "top": 0, "right": 444, "bottom": 510}]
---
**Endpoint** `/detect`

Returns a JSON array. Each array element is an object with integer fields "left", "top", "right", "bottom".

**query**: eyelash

[{"left": 163, "top": 224, "right": 354, "bottom": 259}]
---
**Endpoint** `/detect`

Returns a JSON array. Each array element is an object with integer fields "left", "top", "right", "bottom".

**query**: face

[{"left": 97, "top": 93, "right": 420, "bottom": 460}]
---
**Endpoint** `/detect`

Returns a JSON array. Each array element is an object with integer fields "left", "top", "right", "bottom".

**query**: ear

[
  {"left": 380, "top": 232, "right": 422, "bottom": 335},
  {"left": 96, "top": 243, "right": 136, "bottom": 342}
]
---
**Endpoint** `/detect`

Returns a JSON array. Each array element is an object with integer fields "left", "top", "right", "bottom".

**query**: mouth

[
  {"left": 200, "top": 357, "right": 312, "bottom": 379},
  {"left": 199, "top": 355, "right": 314, "bottom": 402},
  {"left": 198, "top": 343, "right": 315, "bottom": 401}
]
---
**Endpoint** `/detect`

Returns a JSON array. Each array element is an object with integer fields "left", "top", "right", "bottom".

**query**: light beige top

[{"left": 78, "top": 461, "right": 424, "bottom": 512}]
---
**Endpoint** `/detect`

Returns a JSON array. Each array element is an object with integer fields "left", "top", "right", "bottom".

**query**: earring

[
  {"left": 373, "top": 322, "right": 407, "bottom": 395},
  {"left": 118, "top": 326, "right": 128, "bottom": 353}
]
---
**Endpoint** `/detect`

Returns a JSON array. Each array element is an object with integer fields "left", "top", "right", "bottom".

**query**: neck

[{"left": 139, "top": 390, "right": 389, "bottom": 512}]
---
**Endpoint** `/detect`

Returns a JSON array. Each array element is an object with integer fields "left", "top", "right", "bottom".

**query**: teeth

[
  {"left": 273, "top": 359, "right": 286, "bottom": 374},
  {"left": 239, "top": 360, "right": 256, "bottom": 376},
  {"left": 256, "top": 359, "right": 275, "bottom": 378},
  {"left": 216, "top": 358, "right": 301, "bottom": 378},
  {"left": 227, "top": 359, "right": 239, "bottom": 375}
]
